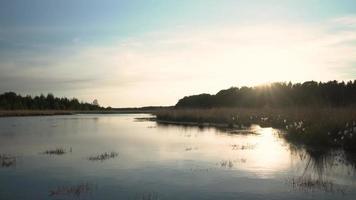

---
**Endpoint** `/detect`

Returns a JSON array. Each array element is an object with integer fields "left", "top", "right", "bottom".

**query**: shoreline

[
  {"left": 0, "top": 110, "right": 75, "bottom": 117},
  {"left": 155, "top": 119, "right": 236, "bottom": 128}
]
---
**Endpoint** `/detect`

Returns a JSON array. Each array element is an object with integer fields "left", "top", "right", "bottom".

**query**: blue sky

[{"left": 1, "top": 0, "right": 356, "bottom": 107}]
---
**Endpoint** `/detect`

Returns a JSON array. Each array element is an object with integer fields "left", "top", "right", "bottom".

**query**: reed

[
  {"left": 0, "top": 154, "right": 16, "bottom": 168},
  {"left": 155, "top": 107, "right": 356, "bottom": 151},
  {"left": 42, "top": 148, "right": 67, "bottom": 155},
  {"left": 49, "top": 182, "right": 95, "bottom": 197},
  {"left": 88, "top": 152, "right": 119, "bottom": 161}
]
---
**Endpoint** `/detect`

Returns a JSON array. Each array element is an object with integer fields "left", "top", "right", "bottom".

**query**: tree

[{"left": 0, "top": 92, "right": 103, "bottom": 110}]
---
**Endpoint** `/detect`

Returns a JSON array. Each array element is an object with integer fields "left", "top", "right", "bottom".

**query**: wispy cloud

[{"left": 331, "top": 15, "right": 356, "bottom": 27}]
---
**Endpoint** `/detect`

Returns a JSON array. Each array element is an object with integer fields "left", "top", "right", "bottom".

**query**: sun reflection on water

[{"left": 228, "top": 126, "right": 291, "bottom": 177}]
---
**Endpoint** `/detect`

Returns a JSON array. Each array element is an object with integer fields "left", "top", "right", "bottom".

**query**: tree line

[
  {"left": 176, "top": 80, "right": 356, "bottom": 108},
  {"left": 0, "top": 92, "right": 103, "bottom": 110}
]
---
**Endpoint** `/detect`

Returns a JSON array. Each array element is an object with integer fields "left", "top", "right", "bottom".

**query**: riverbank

[{"left": 155, "top": 107, "right": 356, "bottom": 151}]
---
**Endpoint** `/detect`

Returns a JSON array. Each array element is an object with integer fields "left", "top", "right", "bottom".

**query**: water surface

[{"left": 0, "top": 114, "right": 356, "bottom": 199}]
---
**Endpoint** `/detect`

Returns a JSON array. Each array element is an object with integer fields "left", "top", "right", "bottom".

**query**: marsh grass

[
  {"left": 287, "top": 176, "right": 346, "bottom": 194},
  {"left": 155, "top": 107, "right": 356, "bottom": 151},
  {"left": 88, "top": 152, "right": 118, "bottom": 161},
  {"left": 49, "top": 182, "right": 96, "bottom": 197},
  {"left": 0, "top": 154, "right": 16, "bottom": 168},
  {"left": 42, "top": 148, "right": 68, "bottom": 155},
  {"left": 231, "top": 143, "right": 256, "bottom": 150},
  {"left": 219, "top": 160, "right": 235, "bottom": 169}
]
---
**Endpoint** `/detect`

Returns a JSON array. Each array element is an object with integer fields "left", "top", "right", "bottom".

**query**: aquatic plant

[
  {"left": 88, "top": 152, "right": 118, "bottom": 161},
  {"left": 219, "top": 160, "right": 234, "bottom": 169},
  {"left": 231, "top": 144, "right": 256, "bottom": 150},
  {"left": 287, "top": 176, "right": 346, "bottom": 194},
  {"left": 0, "top": 154, "right": 16, "bottom": 168},
  {"left": 42, "top": 148, "right": 68, "bottom": 155},
  {"left": 49, "top": 182, "right": 96, "bottom": 197}
]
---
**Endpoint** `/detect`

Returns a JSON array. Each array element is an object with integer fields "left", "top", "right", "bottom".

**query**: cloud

[
  {"left": 331, "top": 15, "right": 356, "bottom": 27},
  {"left": 1, "top": 17, "right": 356, "bottom": 107}
]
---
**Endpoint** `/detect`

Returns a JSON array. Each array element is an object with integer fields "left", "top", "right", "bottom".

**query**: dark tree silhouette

[
  {"left": 0, "top": 92, "right": 103, "bottom": 110},
  {"left": 176, "top": 80, "right": 356, "bottom": 108}
]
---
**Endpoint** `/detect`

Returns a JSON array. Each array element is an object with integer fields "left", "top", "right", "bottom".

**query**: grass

[
  {"left": 219, "top": 160, "right": 234, "bottom": 169},
  {"left": 231, "top": 143, "right": 256, "bottom": 150},
  {"left": 42, "top": 148, "right": 69, "bottom": 155},
  {"left": 88, "top": 152, "right": 119, "bottom": 161},
  {"left": 0, "top": 154, "right": 16, "bottom": 168},
  {"left": 49, "top": 182, "right": 96, "bottom": 197},
  {"left": 287, "top": 176, "right": 346, "bottom": 194},
  {"left": 155, "top": 107, "right": 356, "bottom": 151}
]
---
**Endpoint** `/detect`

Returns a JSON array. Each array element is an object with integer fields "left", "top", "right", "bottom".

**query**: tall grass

[{"left": 155, "top": 107, "right": 356, "bottom": 151}]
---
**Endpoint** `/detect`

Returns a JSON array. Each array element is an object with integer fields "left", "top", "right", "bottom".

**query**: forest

[
  {"left": 0, "top": 92, "right": 103, "bottom": 110},
  {"left": 176, "top": 80, "right": 356, "bottom": 108}
]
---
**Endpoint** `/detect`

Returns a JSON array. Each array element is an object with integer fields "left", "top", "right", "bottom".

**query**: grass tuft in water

[
  {"left": 49, "top": 182, "right": 96, "bottom": 197},
  {"left": 287, "top": 176, "right": 346, "bottom": 194},
  {"left": 0, "top": 154, "right": 16, "bottom": 168},
  {"left": 231, "top": 143, "right": 256, "bottom": 150},
  {"left": 88, "top": 152, "right": 119, "bottom": 161},
  {"left": 219, "top": 160, "right": 234, "bottom": 169},
  {"left": 42, "top": 148, "right": 68, "bottom": 155}
]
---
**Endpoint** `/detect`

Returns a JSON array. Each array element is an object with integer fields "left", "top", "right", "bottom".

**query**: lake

[{"left": 1, "top": 114, "right": 356, "bottom": 199}]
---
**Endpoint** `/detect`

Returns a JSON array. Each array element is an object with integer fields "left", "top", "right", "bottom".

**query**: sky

[{"left": 1, "top": 0, "right": 356, "bottom": 107}]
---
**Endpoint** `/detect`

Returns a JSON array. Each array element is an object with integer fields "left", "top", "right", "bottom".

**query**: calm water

[{"left": 1, "top": 114, "right": 356, "bottom": 200}]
